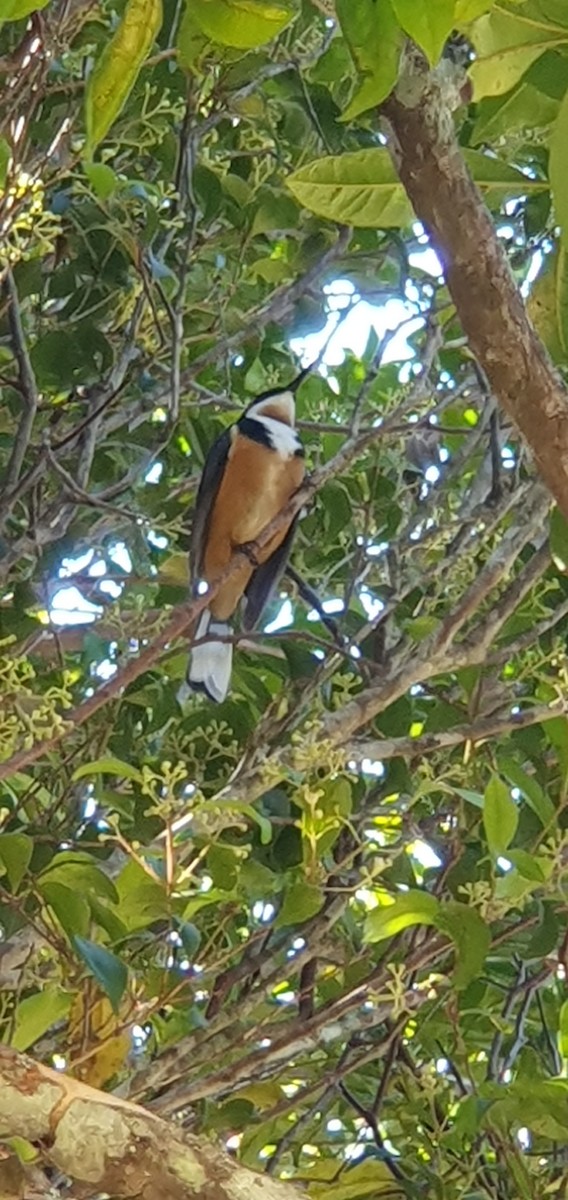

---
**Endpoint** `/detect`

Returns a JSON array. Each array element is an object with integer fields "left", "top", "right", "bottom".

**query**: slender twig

[
  {"left": 285, "top": 563, "right": 345, "bottom": 647},
  {"left": 339, "top": 1080, "right": 407, "bottom": 1184},
  {"left": 3, "top": 270, "right": 39, "bottom": 488}
]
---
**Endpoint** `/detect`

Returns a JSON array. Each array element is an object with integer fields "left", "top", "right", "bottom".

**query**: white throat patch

[{"left": 254, "top": 414, "right": 301, "bottom": 458}]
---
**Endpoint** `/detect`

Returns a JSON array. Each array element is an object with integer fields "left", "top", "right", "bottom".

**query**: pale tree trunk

[{"left": 0, "top": 1047, "right": 300, "bottom": 1200}]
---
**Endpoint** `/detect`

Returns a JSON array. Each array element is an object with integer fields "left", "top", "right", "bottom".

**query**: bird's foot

[{"left": 237, "top": 540, "right": 260, "bottom": 567}]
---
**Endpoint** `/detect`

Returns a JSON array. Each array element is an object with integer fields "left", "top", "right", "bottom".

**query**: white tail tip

[{"left": 187, "top": 611, "right": 232, "bottom": 704}]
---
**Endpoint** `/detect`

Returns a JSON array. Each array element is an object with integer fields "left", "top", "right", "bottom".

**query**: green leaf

[
  {"left": 483, "top": 776, "right": 518, "bottom": 857},
  {"left": 114, "top": 859, "right": 170, "bottom": 931},
  {"left": 550, "top": 505, "right": 568, "bottom": 573},
  {"left": 40, "top": 881, "right": 91, "bottom": 938},
  {"left": 336, "top": 0, "right": 402, "bottom": 120},
  {"left": 84, "top": 0, "right": 163, "bottom": 156},
  {"left": 499, "top": 757, "right": 556, "bottom": 827},
  {"left": 550, "top": 87, "right": 568, "bottom": 254},
  {"left": 558, "top": 999, "right": 568, "bottom": 1061},
  {"left": 0, "top": 833, "right": 32, "bottom": 890},
  {"left": 251, "top": 191, "right": 299, "bottom": 236},
  {"left": 454, "top": 786, "right": 484, "bottom": 809},
  {"left": 12, "top": 987, "right": 71, "bottom": 1052},
  {"left": 363, "top": 890, "right": 440, "bottom": 942},
  {"left": 39, "top": 855, "right": 119, "bottom": 904},
  {"left": 436, "top": 902, "right": 490, "bottom": 990},
  {"left": 472, "top": 82, "right": 560, "bottom": 146},
  {"left": 208, "top": 843, "right": 239, "bottom": 891},
  {"left": 0, "top": 137, "right": 10, "bottom": 188},
  {"left": 468, "top": 4, "right": 568, "bottom": 99},
  {"left": 543, "top": 714, "right": 568, "bottom": 779},
  {"left": 275, "top": 881, "right": 324, "bottom": 927},
  {"left": 391, "top": 0, "right": 455, "bottom": 65},
  {"left": 287, "top": 149, "right": 414, "bottom": 228},
  {"left": 4, "top": 1137, "right": 37, "bottom": 1164},
  {"left": 308, "top": 1158, "right": 400, "bottom": 1200},
  {"left": 320, "top": 776, "right": 353, "bottom": 818},
  {"left": 437, "top": 902, "right": 489, "bottom": 988},
  {"left": 506, "top": 849, "right": 547, "bottom": 882},
  {"left": 74, "top": 936, "right": 128, "bottom": 1012},
  {"left": 177, "top": 920, "right": 201, "bottom": 958},
  {"left": 84, "top": 161, "right": 118, "bottom": 200},
  {"left": 464, "top": 148, "right": 548, "bottom": 201},
  {"left": 526, "top": 247, "right": 568, "bottom": 363},
  {"left": 72, "top": 756, "right": 143, "bottom": 783},
  {"left": 0, "top": 0, "right": 49, "bottom": 18},
  {"left": 456, "top": 0, "right": 494, "bottom": 19},
  {"left": 177, "top": 0, "right": 207, "bottom": 67},
  {"left": 192, "top": 0, "right": 295, "bottom": 49}
]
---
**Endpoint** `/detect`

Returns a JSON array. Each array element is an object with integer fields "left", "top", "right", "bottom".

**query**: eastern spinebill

[{"left": 187, "top": 370, "right": 307, "bottom": 703}]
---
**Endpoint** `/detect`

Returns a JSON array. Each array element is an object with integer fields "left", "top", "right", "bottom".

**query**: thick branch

[
  {"left": 0, "top": 1047, "right": 300, "bottom": 1200},
  {"left": 345, "top": 699, "right": 568, "bottom": 765},
  {"left": 383, "top": 57, "right": 568, "bottom": 518}
]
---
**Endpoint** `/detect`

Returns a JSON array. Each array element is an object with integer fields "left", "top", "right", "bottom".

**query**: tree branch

[
  {"left": 0, "top": 1046, "right": 302, "bottom": 1200},
  {"left": 2, "top": 269, "right": 39, "bottom": 489},
  {"left": 383, "top": 54, "right": 568, "bottom": 519},
  {"left": 345, "top": 699, "right": 568, "bottom": 765}
]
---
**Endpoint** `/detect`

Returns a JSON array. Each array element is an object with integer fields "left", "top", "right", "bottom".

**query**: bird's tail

[{"left": 187, "top": 609, "right": 232, "bottom": 704}]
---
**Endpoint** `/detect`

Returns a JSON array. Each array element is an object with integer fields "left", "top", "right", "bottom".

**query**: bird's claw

[{"left": 237, "top": 541, "right": 260, "bottom": 567}]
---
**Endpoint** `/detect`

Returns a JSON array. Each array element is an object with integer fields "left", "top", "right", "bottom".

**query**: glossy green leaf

[
  {"left": 558, "top": 999, "right": 568, "bottom": 1061},
  {"left": 550, "top": 87, "right": 568, "bottom": 256},
  {"left": 468, "top": 4, "right": 568, "bottom": 99},
  {"left": 436, "top": 902, "right": 490, "bottom": 990},
  {"left": 526, "top": 248, "right": 568, "bottom": 363},
  {"left": 84, "top": 0, "right": 163, "bottom": 156},
  {"left": 336, "top": 0, "right": 402, "bottom": 120},
  {"left": 483, "top": 776, "right": 518, "bottom": 857},
  {"left": 550, "top": 505, "right": 568, "bottom": 573},
  {"left": 39, "top": 855, "right": 119, "bottom": 903},
  {"left": 455, "top": 0, "right": 494, "bottom": 19},
  {"left": 0, "top": 136, "right": 10, "bottom": 188},
  {"left": 0, "top": 0, "right": 49, "bottom": 18},
  {"left": 84, "top": 161, "right": 118, "bottom": 200},
  {"left": 74, "top": 936, "right": 128, "bottom": 1012},
  {"left": 464, "top": 148, "right": 547, "bottom": 198},
  {"left": 364, "top": 890, "right": 440, "bottom": 942},
  {"left": 275, "top": 881, "right": 324, "bottom": 927},
  {"left": 308, "top": 1158, "right": 399, "bottom": 1199},
  {"left": 192, "top": 0, "right": 295, "bottom": 49},
  {"left": 177, "top": 920, "right": 201, "bottom": 958},
  {"left": 472, "top": 82, "right": 560, "bottom": 146},
  {"left": 40, "top": 881, "right": 91, "bottom": 938},
  {"left": 287, "top": 149, "right": 414, "bottom": 228},
  {"left": 499, "top": 757, "right": 556, "bottom": 827},
  {"left": 391, "top": 0, "right": 454, "bottom": 64},
  {"left": 177, "top": 1, "right": 207, "bottom": 67},
  {"left": 481, "top": 1079, "right": 568, "bottom": 1139},
  {"left": 12, "top": 987, "right": 71, "bottom": 1051},
  {"left": 0, "top": 833, "right": 32, "bottom": 890},
  {"left": 251, "top": 191, "right": 299, "bottom": 236},
  {"left": 506, "top": 849, "right": 547, "bottom": 882},
  {"left": 114, "top": 860, "right": 170, "bottom": 931},
  {"left": 72, "top": 756, "right": 143, "bottom": 783}
]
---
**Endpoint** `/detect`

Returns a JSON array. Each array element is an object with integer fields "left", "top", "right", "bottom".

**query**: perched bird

[{"left": 187, "top": 374, "right": 306, "bottom": 703}]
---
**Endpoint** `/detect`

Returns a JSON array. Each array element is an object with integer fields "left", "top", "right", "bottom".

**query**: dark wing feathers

[
  {"left": 242, "top": 516, "right": 299, "bottom": 631},
  {"left": 190, "top": 428, "right": 232, "bottom": 581}
]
